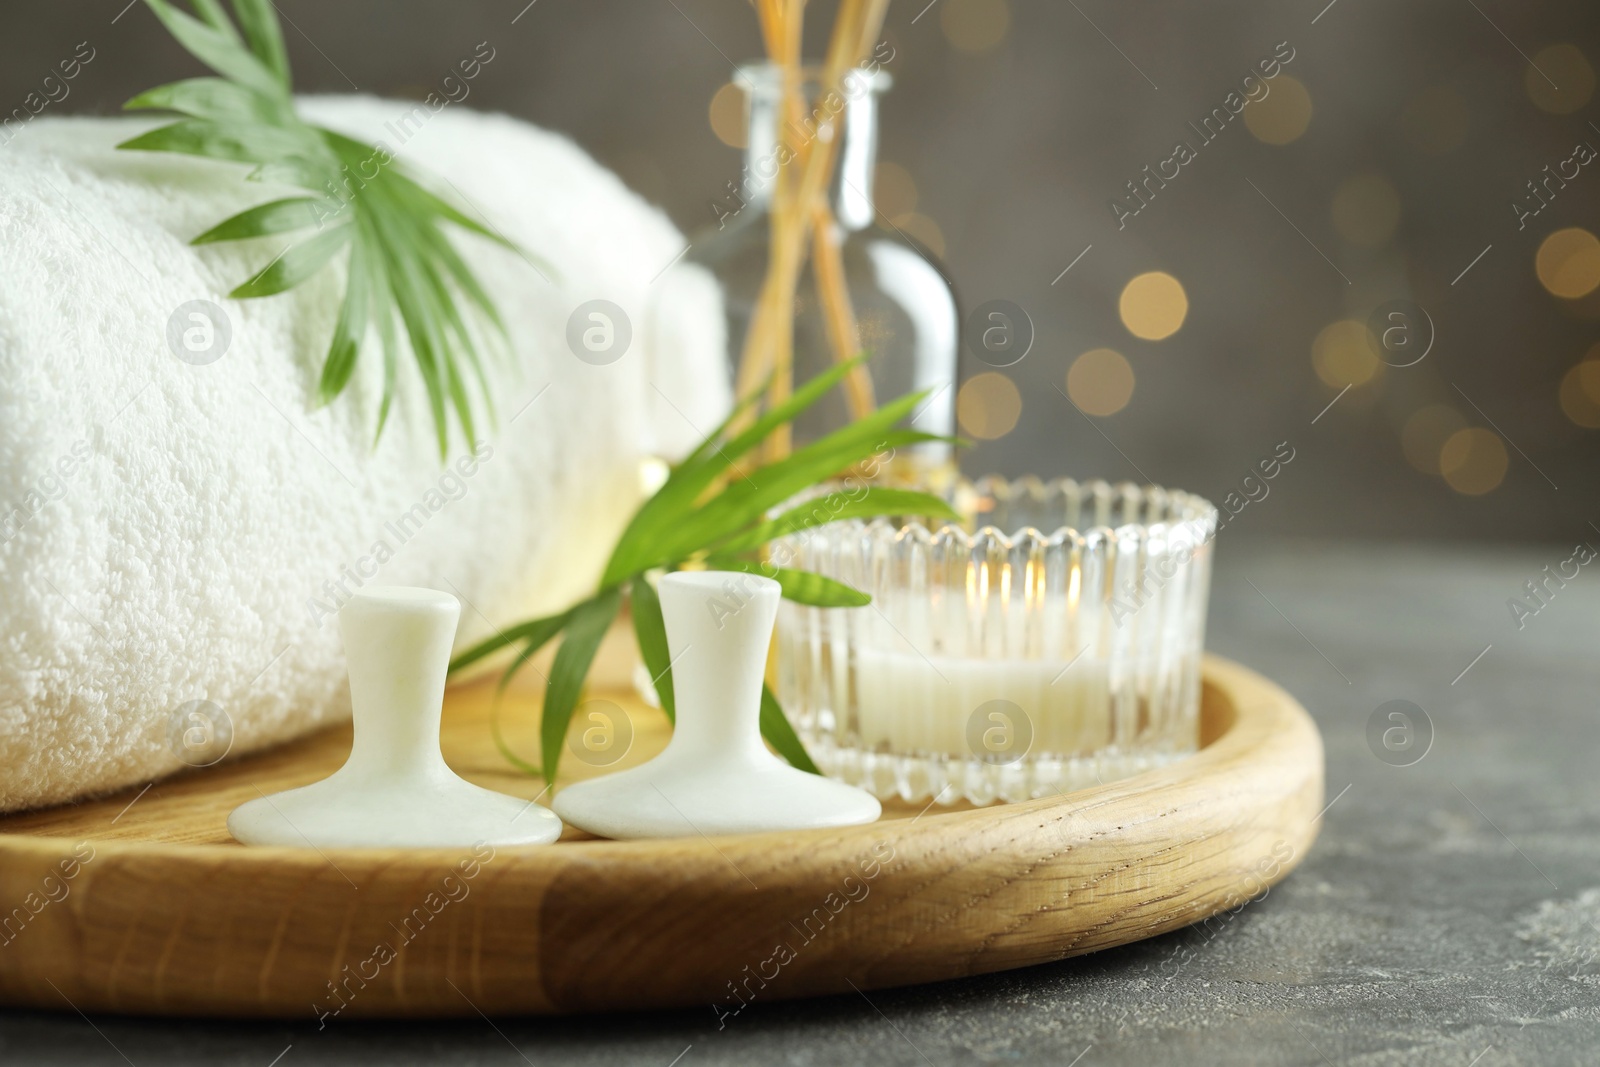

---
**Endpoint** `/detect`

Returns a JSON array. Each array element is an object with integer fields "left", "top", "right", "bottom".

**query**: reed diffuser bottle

[{"left": 657, "top": 61, "right": 959, "bottom": 478}]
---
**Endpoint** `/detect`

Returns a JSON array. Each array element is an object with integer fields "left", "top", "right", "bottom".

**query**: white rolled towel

[{"left": 0, "top": 95, "right": 729, "bottom": 812}]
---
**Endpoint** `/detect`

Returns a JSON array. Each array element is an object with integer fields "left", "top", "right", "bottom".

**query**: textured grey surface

[{"left": 3, "top": 541, "right": 1599, "bottom": 1065}]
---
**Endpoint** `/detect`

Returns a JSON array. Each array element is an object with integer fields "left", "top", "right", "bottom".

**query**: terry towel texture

[{"left": 0, "top": 96, "right": 729, "bottom": 812}]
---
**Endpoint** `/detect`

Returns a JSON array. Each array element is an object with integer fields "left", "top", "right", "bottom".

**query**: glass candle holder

[{"left": 773, "top": 476, "right": 1218, "bottom": 806}]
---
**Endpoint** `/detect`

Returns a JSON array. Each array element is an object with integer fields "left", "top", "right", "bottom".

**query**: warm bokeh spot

[
  {"left": 1119, "top": 271, "right": 1188, "bottom": 341},
  {"left": 941, "top": 0, "right": 1011, "bottom": 53},
  {"left": 1536, "top": 228, "right": 1600, "bottom": 299},
  {"left": 1312, "top": 319, "right": 1381, "bottom": 388},
  {"left": 1440, "top": 428, "right": 1508, "bottom": 495},
  {"left": 709, "top": 81, "right": 746, "bottom": 148},
  {"left": 1526, "top": 44, "right": 1595, "bottom": 114},
  {"left": 1400, "top": 84, "right": 1467, "bottom": 155},
  {"left": 890, "top": 212, "right": 946, "bottom": 258},
  {"left": 1559, "top": 350, "right": 1600, "bottom": 428},
  {"left": 957, "top": 371, "right": 1021, "bottom": 439},
  {"left": 1067, "top": 348, "right": 1136, "bottom": 416},
  {"left": 874, "top": 161, "right": 919, "bottom": 219},
  {"left": 1331, "top": 173, "right": 1401, "bottom": 248},
  {"left": 1243, "top": 74, "right": 1312, "bottom": 145},
  {"left": 1401, "top": 405, "right": 1467, "bottom": 475}
]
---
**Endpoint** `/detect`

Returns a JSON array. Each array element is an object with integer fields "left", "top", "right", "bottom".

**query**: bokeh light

[
  {"left": 941, "top": 0, "right": 1011, "bottom": 53},
  {"left": 1243, "top": 75, "right": 1312, "bottom": 145},
  {"left": 891, "top": 212, "right": 947, "bottom": 258},
  {"left": 1119, "top": 272, "right": 1188, "bottom": 341},
  {"left": 708, "top": 81, "right": 746, "bottom": 148},
  {"left": 1536, "top": 228, "right": 1600, "bottom": 299},
  {"left": 1331, "top": 173, "right": 1401, "bottom": 248},
  {"left": 1400, "top": 85, "right": 1467, "bottom": 155},
  {"left": 874, "top": 161, "right": 919, "bottom": 218},
  {"left": 1440, "top": 428, "right": 1508, "bottom": 495},
  {"left": 1401, "top": 405, "right": 1467, "bottom": 475},
  {"left": 1067, "top": 348, "right": 1136, "bottom": 416},
  {"left": 957, "top": 372, "right": 1021, "bottom": 439},
  {"left": 1559, "top": 349, "right": 1600, "bottom": 428},
  {"left": 1526, "top": 44, "right": 1595, "bottom": 114},
  {"left": 1312, "top": 320, "right": 1381, "bottom": 388}
]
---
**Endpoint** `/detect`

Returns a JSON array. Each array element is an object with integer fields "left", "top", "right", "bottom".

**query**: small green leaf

[
  {"left": 121, "top": 0, "right": 522, "bottom": 461},
  {"left": 600, "top": 359, "right": 868, "bottom": 586},
  {"left": 191, "top": 197, "right": 325, "bottom": 244},
  {"left": 657, "top": 426, "right": 951, "bottom": 568},
  {"left": 385, "top": 167, "right": 520, "bottom": 253},
  {"left": 714, "top": 356, "right": 874, "bottom": 479},
  {"left": 710, "top": 487, "right": 961, "bottom": 557},
  {"left": 125, "top": 77, "right": 284, "bottom": 124},
  {"left": 140, "top": 0, "right": 285, "bottom": 99},
  {"left": 450, "top": 609, "right": 572, "bottom": 675},
  {"left": 630, "top": 575, "right": 676, "bottom": 724},
  {"left": 707, "top": 561, "right": 870, "bottom": 607},
  {"left": 368, "top": 243, "right": 401, "bottom": 442},
  {"left": 245, "top": 156, "right": 335, "bottom": 190},
  {"left": 488, "top": 691, "right": 542, "bottom": 779},
  {"left": 761, "top": 683, "right": 819, "bottom": 774},
  {"left": 230, "top": 0, "right": 291, "bottom": 86},
  {"left": 487, "top": 614, "right": 577, "bottom": 776},
  {"left": 673, "top": 373, "right": 771, "bottom": 472},
  {"left": 540, "top": 588, "right": 623, "bottom": 784},
  {"left": 654, "top": 388, "right": 935, "bottom": 561},
  {"left": 117, "top": 117, "right": 313, "bottom": 166},
  {"left": 190, "top": 0, "right": 241, "bottom": 40},
  {"left": 317, "top": 234, "right": 370, "bottom": 403},
  {"left": 229, "top": 223, "right": 351, "bottom": 298},
  {"left": 363, "top": 204, "right": 451, "bottom": 455}
]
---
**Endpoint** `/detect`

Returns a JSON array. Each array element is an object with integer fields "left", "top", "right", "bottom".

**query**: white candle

[
  {"left": 771, "top": 480, "right": 1215, "bottom": 804},
  {"left": 853, "top": 647, "right": 1111, "bottom": 761}
]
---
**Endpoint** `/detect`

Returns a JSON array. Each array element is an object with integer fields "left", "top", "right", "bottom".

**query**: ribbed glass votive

[{"left": 773, "top": 477, "right": 1218, "bottom": 806}]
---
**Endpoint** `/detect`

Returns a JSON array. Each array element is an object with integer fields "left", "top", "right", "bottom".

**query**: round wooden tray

[{"left": 0, "top": 654, "right": 1321, "bottom": 1018}]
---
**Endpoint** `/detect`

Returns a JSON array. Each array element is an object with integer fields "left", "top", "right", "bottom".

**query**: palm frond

[{"left": 121, "top": 0, "right": 538, "bottom": 455}]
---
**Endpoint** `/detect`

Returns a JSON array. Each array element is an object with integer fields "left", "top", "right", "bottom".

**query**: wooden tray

[{"left": 0, "top": 655, "right": 1321, "bottom": 1018}]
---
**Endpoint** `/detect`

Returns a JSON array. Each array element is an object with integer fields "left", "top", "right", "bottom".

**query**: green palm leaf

[
  {"left": 629, "top": 576, "right": 675, "bottom": 724},
  {"left": 761, "top": 683, "right": 819, "bottom": 775},
  {"left": 191, "top": 196, "right": 324, "bottom": 244},
  {"left": 540, "top": 589, "right": 623, "bottom": 785},
  {"left": 704, "top": 562, "right": 871, "bottom": 608},
  {"left": 121, "top": 0, "right": 537, "bottom": 456},
  {"left": 450, "top": 356, "right": 965, "bottom": 785}
]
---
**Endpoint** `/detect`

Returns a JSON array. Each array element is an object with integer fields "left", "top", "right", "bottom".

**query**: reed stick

[{"left": 736, "top": 0, "right": 890, "bottom": 459}]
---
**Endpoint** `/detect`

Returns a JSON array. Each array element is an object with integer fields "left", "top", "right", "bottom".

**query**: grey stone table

[{"left": 4, "top": 543, "right": 1598, "bottom": 1066}]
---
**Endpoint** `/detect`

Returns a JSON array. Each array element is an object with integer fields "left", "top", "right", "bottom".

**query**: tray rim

[{"left": 0, "top": 653, "right": 1323, "bottom": 1017}]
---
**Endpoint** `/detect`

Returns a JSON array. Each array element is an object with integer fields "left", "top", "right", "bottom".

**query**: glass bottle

[{"left": 658, "top": 62, "right": 959, "bottom": 482}]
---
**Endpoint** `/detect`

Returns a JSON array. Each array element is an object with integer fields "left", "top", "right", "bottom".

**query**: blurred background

[{"left": 13, "top": 0, "right": 1600, "bottom": 542}]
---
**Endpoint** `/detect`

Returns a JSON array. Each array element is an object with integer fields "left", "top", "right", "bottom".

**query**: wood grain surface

[{"left": 0, "top": 654, "right": 1322, "bottom": 1018}]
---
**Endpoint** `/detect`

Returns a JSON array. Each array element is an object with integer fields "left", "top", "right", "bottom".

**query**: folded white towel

[{"left": 0, "top": 95, "right": 729, "bottom": 812}]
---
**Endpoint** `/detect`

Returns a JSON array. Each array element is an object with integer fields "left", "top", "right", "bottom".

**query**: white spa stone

[
  {"left": 553, "top": 572, "right": 880, "bottom": 839},
  {"left": 228, "top": 587, "right": 560, "bottom": 848}
]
